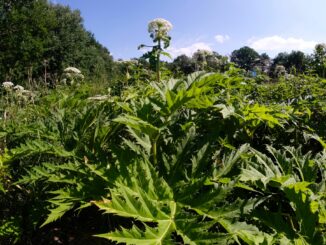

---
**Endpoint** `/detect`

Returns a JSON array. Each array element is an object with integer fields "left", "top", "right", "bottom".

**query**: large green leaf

[
  {"left": 114, "top": 114, "right": 160, "bottom": 139},
  {"left": 94, "top": 157, "right": 270, "bottom": 244}
]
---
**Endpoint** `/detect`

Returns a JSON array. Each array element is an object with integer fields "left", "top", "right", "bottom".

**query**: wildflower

[
  {"left": 64, "top": 67, "right": 82, "bottom": 74},
  {"left": 14, "top": 85, "right": 24, "bottom": 92},
  {"left": 65, "top": 73, "right": 84, "bottom": 80},
  {"left": 148, "top": 18, "right": 173, "bottom": 39},
  {"left": 274, "top": 65, "right": 286, "bottom": 78},
  {"left": 63, "top": 67, "right": 84, "bottom": 85},
  {"left": 2, "top": 81, "right": 14, "bottom": 89},
  {"left": 20, "top": 89, "right": 36, "bottom": 103},
  {"left": 141, "top": 18, "right": 173, "bottom": 83}
]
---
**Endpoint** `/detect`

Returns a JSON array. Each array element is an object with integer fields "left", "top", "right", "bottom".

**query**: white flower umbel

[
  {"left": 148, "top": 18, "right": 173, "bottom": 39},
  {"left": 2, "top": 81, "right": 14, "bottom": 89},
  {"left": 63, "top": 67, "right": 84, "bottom": 85},
  {"left": 64, "top": 67, "right": 81, "bottom": 74},
  {"left": 14, "top": 85, "right": 24, "bottom": 91}
]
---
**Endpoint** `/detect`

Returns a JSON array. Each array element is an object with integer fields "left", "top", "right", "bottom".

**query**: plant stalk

[{"left": 156, "top": 39, "right": 161, "bottom": 83}]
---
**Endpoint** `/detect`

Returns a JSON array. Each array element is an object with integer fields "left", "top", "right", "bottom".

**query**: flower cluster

[
  {"left": 1, "top": 81, "right": 35, "bottom": 103},
  {"left": 63, "top": 67, "right": 84, "bottom": 85},
  {"left": 148, "top": 18, "right": 173, "bottom": 39},
  {"left": 2, "top": 81, "right": 14, "bottom": 91},
  {"left": 64, "top": 67, "right": 82, "bottom": 74},
  {"left": 2, "top": 82, "right": 32, "bottom": 95},
  {"left": 14, "top": 85, "right": 24, "bottom": 92}
]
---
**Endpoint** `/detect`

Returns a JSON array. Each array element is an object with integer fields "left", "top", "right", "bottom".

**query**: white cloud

[
  {"left": 168, "top": 42, "right": 212, "bottom": 57},
  {"left": 248, "top": 36, "right": 317, "bottom": 52},
  {"left": 215, "top": 34, "right": 230, "bottom": 44}
]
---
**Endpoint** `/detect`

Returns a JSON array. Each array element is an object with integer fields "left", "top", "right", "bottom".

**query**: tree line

[
  {"left": 169, "top": 45, "right": 326, "bottom": 78},
  {"left": 0, "top": 0, "right": 113, "bottom": 85},
  {"left": 1, "top": 0, "right": 326, "bottom": 87}
]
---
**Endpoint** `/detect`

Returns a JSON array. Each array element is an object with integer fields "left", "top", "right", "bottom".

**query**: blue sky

[{"left": 54, "top": 0, "right": 326, "bottom": 60}]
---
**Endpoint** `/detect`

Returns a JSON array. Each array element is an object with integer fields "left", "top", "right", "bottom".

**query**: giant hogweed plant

[
  {"left": 94, "top": 141, "right": 274, "bottom": 244},
  {"left": 0, "top": 72, "right": 325, "bottom": 243},
  {"left": 139, "top": 18, "right": 173, "bottom": 83},
  {"left": 0, "top": 87, "right": 124, "bottom": 240},
  {"left": 238, "top": 146, "right": 326, "bottom": 244},
  {"left": 91, "top": 124, "right": 325, "bottom": 244},
  {"left": 91, "top": 73, "right": 325, "bottom": 244},
  {"left": 94, "top": 143, "right": 326, "bottom": 244}
]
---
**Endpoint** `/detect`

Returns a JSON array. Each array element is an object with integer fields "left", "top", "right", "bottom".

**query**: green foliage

[
  {"left": 171, "top": 51, "right": 230, "bottom": 77},
  {"left": 313, "top": 43, "right": 326, "bottom": 78},
  {"left": 94, "top": 146, "right": 268, "bottom": 245},
  {"left": 0, "top": 0, "right": 113, "bottom": 84},
  {"left": 271, "top": 51, "right": 310, "bottom": 76},
  {"left": 239, "top": 146, "right": 325, "bottom": 244},
  {"left": 0, "top": 216, "right": 21, "bottom": 244},
  {"left": 2, "top": 3, "right": 326, "bottom": 243},
  {"left": 0, "top": 71, "right": 326, "bottom": 244},
  {"left": 230, "top": 46, "right": 260, "bottom": 71}
]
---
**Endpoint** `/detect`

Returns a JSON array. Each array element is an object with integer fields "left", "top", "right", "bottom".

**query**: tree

[
  {"left": 230, "top": 46, "right": 260, "bottom": 71},
  {"left": 171, "top": 54, "right": 195, "bottom": 76},
  {"left": 313, "top": 43, "right": 326, "bottom": 77},
  {"left": 192, "top": 50, "right": 211, "bottom": 71},
  {"left": 0, "top": 0, "right": 113, "bottom": 84},
  {"left": 193, "top": 50, "right": 229, "bottom": 72},
  {"left": 287, "top": 51, "right": 307, "bottom": 74},
  {"left": 171, "top": 50, "right": 229, "bottom": 76},
  {"left": 206, "top": 51, "right": 229, "bottom": 72},
  {"left": 257, "top": 53, "right": 271, "bottom": 74},
  {"left": 271, "top": 51, "right": 308, "bottom": 76}
]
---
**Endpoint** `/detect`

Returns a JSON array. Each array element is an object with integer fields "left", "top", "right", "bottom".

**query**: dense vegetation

[
  {"left": 0, "top": 0, "right": 113, "bottom": 84},
  {"left": 0, "top": 1, "right": 326, "bottom": 245},
  {"left": 1, "top": 68, "right": 325, "bottom": 244}
]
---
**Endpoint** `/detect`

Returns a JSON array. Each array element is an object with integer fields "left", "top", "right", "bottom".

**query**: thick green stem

[
  {"left": 156, "top": 40, "right": 161, "bottom": 83},
  {"left": 152, "top": 134, "right": 160, "bottom": 165},
  {"left": 152, "top": 140, "right": 157, "bottom": 165}
]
